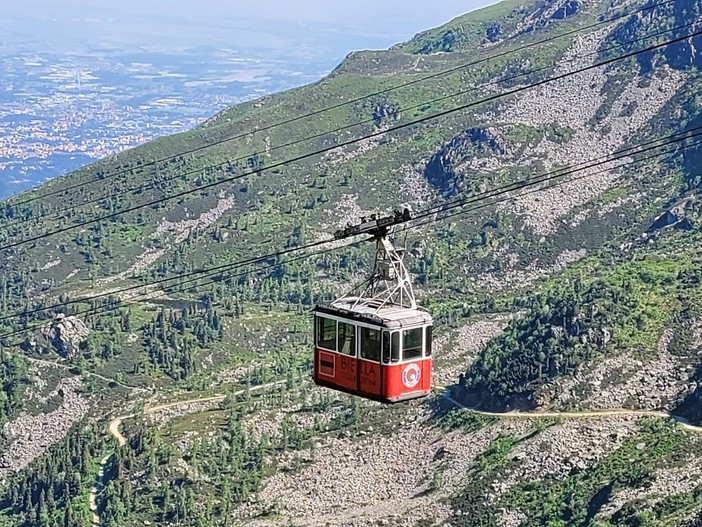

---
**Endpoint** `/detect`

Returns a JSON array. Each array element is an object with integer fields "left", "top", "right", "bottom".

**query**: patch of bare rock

[
  {"left": 598, "top": 454, "right": 702, "bottom": 520},
  {"left": 0, "top": 377, "right": 89, "bottom": 484},
  {"left": 491, "top": 416, "right": 640, "bottom": 503},
  {"left": 398, "top": 164, "right": 436, "bottom": 209},
  {"left": 96, "top": 192, "right": 237, "bottom": 288},
  {"left": 467, "top": 248, "right": 587, "bottom": 292},
  {"left": 155, "top": 193, "right": 237, "bottom": 244},
  {"left": 539, "top": 329, "right": 697, "bottom": 410},
  {"left": 97, "top": 248, "right": 166, "bottom": 286},
  {"left": 232, "top": 407, "right": 532, "bottom": 526},
  {"left": 320, "top": 194, "right": 382, "bottom": 236},
  {"left": 321, "top": 124, "right": 391, "bottom": 166},
  {"left": 465, "top": 27, "right": 686, "bottom": 235}
]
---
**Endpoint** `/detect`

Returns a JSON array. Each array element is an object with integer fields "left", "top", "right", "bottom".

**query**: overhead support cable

[
  {"left": 2, "top": 126, "right": 700, "bottom": 337},
  {"left": 1, "top": 26, "right": 700, "bottom": 252},
  {"left": 4, "top": 0, "right": 677, "bottom": 210}
]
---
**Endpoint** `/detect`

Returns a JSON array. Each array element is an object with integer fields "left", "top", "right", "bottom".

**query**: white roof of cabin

[{"left": 317, "top": 297, "right": 433, "bottom": 327}]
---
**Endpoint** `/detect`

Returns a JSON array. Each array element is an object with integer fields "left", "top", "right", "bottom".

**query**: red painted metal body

[
  {"left": 314, "top": 348, "right": 432, "bottom": 402},
  {"left": 312, "top": 302, "right": 433, "bottom": 403}
]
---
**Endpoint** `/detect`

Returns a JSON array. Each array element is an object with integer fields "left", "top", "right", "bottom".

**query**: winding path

[
  {"left": 105, "top": 384, "right": 702, "bottom": 450},
  {"left": 89, "top": 455, "right": 111, "bottom": 525},
  {"left": 90, "top": 381, "right": 285, "bottom": 524},
  {"left": 90, "top": 383, "right": 701, "bottom": 525},
  {"left": 23, "top": 357, "right": 148, "bottom": 525},
  {"left": 108, "top": 382, "right": 285, "bottom": 446},
  {"left": 440, "top": 390, "right": 702, "bottom": 433},
  {"left": 27, "top": 356, "right": 149, "bottom": 393}
]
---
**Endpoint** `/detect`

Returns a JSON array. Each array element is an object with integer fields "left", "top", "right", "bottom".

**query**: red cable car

[{"left": 313, "top": 210, "right": 433, "bottom": 403}]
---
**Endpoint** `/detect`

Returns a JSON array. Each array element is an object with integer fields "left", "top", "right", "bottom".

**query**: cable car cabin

[
  {"left": 312, "top": 209, "right": 433, "bottom": 403},
  {"left": 313, "top": 300, "right": 432, "bottom": 403}
]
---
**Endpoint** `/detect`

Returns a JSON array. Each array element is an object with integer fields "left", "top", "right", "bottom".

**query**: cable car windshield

[
  {"left": 403, "top": 328, "right": 423, "bottom": 360},
  {"left": 317, "top": 317, "right": 336, "bottom": 351}
]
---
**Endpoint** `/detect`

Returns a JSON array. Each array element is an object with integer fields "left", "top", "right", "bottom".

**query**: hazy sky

[{"left": 4, "top": 0, "right": 497, "bottom": 45}]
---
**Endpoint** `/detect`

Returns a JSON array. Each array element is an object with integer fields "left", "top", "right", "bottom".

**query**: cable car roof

[{"left": 314, "top": 298, "right": 432, "bottom": 329}]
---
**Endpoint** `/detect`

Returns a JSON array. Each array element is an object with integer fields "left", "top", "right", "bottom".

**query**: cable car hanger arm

[
  {"left": 333, "top": 208, "right": 411, "bottom": 240},
  {"left": 328, "top": 207, "right": 417, "bottom": 311}
]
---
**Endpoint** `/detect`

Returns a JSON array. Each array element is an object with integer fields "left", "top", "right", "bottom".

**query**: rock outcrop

[
  {"left": 233, "top": 406, "right": 532, "bottom": 526},
  {"left": 425, "top": 127, "right": 507, "bottom": 195},
  {"left": 41, "top": 314, "right": 89, "bottom": 358},
  {"left": 611, "top": 0, "right": 702, "bottom": 73},
  {"left": 539, "top": 329, "right": 698, "bottom": 411},
  {"left": 372, "top": 102, "right": 400, "bottom": 127},
  {"left": 513, "top": 0, "right": 585, "bottom": 36}
]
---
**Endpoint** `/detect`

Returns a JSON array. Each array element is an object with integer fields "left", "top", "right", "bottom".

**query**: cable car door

[{"left": 336, "top": 320, "right": 358, "bottom": 392}]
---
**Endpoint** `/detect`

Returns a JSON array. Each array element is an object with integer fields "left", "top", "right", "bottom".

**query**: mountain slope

[{"left": 0, "top": 0, "right": 702, "bottom": 525}]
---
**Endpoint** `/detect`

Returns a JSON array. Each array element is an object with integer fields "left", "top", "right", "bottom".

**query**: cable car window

[
  {"left": 391, "top": 332, "right": 400, "bottom": 363},
  {"left": 425, "top": 326, "right": 432, "bottom": 357},
  {"left": 382, "top": 331, "right": 390, "bottom": 363},
  {"left": 402, "top": 328, "right": 423, "bottom": 360},
  {"left": 338, "top": 322, "right": 356, "bottom": 356},
  {"left": 316, "top": 317, "right": 336, "bottom": 351},
  {"left": 383, "top": 331, "right": 400, "bottom": 363},
  {"left": 360, "top": 327, "right": 381, "bottom": 361}
]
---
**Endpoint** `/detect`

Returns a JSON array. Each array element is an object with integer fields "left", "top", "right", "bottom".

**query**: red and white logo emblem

[{"left": 402, "top": 363, "right": 421, "bottom": 388}]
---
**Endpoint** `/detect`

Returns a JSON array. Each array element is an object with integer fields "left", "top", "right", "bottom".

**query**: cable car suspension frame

[{"left": 332, "top": 208, "right": 416, "bottom": 313}]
